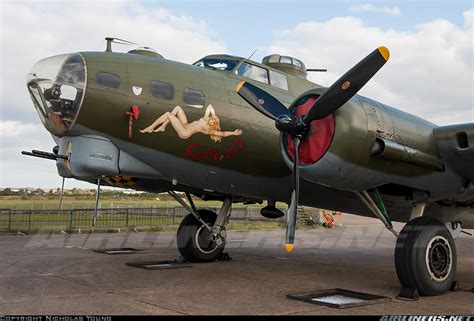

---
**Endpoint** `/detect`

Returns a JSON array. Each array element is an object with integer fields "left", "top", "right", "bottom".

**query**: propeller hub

[{"left": 275, "top": 115, "right": 307, "bottom": 137}]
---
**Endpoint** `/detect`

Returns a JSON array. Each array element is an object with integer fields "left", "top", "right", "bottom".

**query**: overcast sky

[{"left": 0, "top": 0, "right": 472, "bottom": 189}]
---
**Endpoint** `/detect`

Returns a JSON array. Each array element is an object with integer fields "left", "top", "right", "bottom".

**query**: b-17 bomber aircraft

[{"left": 23, "top": 37, "right": 473, "bottom": 297}]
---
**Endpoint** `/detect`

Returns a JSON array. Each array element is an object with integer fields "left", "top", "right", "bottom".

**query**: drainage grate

[
  {"left": 93, "top": 248, "right": 146, "bottom": 255},
  {"left": 287, "top": 288, "right": 390, "bottom": 309},
  {"left": 126, "top": 259, "right": 191, "bottom": 270}
]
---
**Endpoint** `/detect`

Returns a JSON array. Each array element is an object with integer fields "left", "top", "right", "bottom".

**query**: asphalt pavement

[{"left": 0, "top": 214, "right": 472, "bottom": 315}]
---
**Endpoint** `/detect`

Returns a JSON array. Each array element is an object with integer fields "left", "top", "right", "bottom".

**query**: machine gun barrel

[{"left": 21, "top": 149, "right": 69, "bottom": 161}]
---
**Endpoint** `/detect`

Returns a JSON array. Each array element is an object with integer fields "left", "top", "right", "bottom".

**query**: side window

[
  {"left": 235, "top": 62, "right": 269, "bottom": 84},
  {"left": 151, "top": 80, "right": 174, "bottom": 100},
  {"left": 96, "top": 72, "right": 121, "bottom": 89},
  {"left": 269, "top": 70, "right": 288, "bottom": 91},
  {"left": 183, "top": 88, "right": 204, "bottom": 108}
]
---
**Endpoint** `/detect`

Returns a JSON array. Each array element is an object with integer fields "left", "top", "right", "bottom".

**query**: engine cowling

[
  {"left": 282, "top": 89, "right": 375, "bottom": 191},
  {"left": 280, "top": 88, "right": 442, "bottom": 192}
]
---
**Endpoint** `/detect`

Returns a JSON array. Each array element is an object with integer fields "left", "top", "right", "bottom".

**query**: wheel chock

[
  {"left": 397, "top": 287, "right": 419, "bottom": 300},
  {"left": 449, "top": 281, "right": 460, "bottom": 292},
  {"left": 217, "top": 252, "right": 232, "bottom": 262}
]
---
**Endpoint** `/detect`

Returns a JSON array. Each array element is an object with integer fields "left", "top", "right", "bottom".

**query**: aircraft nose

[{"left": 26, "top": 53, "right": 86, "bottom": 136}]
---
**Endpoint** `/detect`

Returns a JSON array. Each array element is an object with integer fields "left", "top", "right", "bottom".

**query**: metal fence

[{"left": 0, "top": 207, "right": 287, "bottom": 233}]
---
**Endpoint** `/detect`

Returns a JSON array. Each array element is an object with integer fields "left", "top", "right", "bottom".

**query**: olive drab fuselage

[{"left": 27, "top": 50, "right": 474, "bottom": 228}]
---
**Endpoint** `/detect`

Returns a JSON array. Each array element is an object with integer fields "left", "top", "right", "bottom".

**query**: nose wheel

[{"left": 395, "top": 216, "right": 457, "bottom": 296}]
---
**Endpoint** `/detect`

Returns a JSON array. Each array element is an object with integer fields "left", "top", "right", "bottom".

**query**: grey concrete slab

[
  {"left": 0, "top": 293, "right": 182, "bottom": 315},
  {"left": 0, "top": 214, "right": 472, "bottom": 315},
  {"left": 118, "top": 278, "right": 325, "bottom": 315},
  {"left": 0, "top": 274, "right": 97, "bottom": 304}
]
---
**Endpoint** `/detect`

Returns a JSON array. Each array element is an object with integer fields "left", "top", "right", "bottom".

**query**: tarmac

[{"left": 0, "top": 214, "right": 473, "bottom": 315}]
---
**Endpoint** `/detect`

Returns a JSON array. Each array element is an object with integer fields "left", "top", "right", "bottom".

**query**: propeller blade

[
  {"left": 285, "top": 136, "right": 301, "bottom": 253},
  {"left": 236, "top": 81, "right": 291, "bottom": 120},
  {"left": 304, "top": 46, "right": 390, "bottom": 123}
]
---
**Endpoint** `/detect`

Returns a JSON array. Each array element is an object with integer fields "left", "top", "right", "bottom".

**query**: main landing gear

[
  {"left": 168, "top": 191, "right": 232, "bottom": 262},
  {"left": 395, "top": 216, "right": 458, "bottom": 296},
  {"left": 356, "top": 190, "right": 460, "bottom": 296}
]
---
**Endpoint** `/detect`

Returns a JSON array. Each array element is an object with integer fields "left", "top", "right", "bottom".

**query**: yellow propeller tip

[
  {"left": 285, "top": 244, "right": 294, "bottom": 253},
  {"left": 236, "top": 80, "right": 246, "bottom": 92},
  {"left": 378, "top": 46, "right": 390, "bottom": 61}
]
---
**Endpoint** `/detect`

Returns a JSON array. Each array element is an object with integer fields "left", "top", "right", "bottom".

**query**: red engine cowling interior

[{"left": 286, "top": 96, "right": 335, "bottom": 165}]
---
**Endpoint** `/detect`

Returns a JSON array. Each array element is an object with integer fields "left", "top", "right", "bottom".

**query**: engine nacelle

[{"left": 281, "top": 89, "right": 441, "bottom": 192}]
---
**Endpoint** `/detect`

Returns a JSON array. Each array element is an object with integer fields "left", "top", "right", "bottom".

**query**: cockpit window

[
  {"left": 194, "top": 58, "right": 238, "bottom": 71},
  {"left": 269, "top": 70, "right": 288, "bottom": 91},
  {"left": 235, "top": 62, "right": 269, "bottom": 84}
]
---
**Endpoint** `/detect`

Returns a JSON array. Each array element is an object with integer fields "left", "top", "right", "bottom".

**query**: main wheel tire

[
  {"left": 395, "top": 216, "right": 457, "bottom": 296},
  {"left": 177, "top": 210, "right": 225, "bottom": 263}
]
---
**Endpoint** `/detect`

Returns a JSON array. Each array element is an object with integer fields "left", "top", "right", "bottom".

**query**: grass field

[
  {"left": 0, "top": 198, "right": 225, "bottom": 210},
  {"left": 0, "top": 212, "right": 285, "bottom": 233},
  {"left": 0, "top": 196, "right": 293, "bottom": 233},
  {"left": 0, "top": 196, "right": 325, "bottom": 233}
]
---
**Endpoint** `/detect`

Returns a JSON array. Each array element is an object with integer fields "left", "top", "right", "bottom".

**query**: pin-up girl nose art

[{"left": 140, "top": 104, "right": 243, "bottom": 143}]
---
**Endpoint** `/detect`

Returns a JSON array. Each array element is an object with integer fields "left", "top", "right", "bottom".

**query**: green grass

[
  {"left": 0, "top": 212, "right": 284, "bottom": 233},
  {"left": 0, "top": 197, "right": 320, "bottom": 233},
  {"left": 0, "top": 199, "right": 224, "bottom": 210}
]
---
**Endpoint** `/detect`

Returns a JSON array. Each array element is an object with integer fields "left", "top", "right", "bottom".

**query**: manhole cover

[
  {"left": 127, "top": 259, "right": 191, "bottom": 270},
  {"left": 288, "top": 288, "right": 390, "bottom": 309},
  {"left": 93, "top": 248, "right": 145, "bottom": 255}
]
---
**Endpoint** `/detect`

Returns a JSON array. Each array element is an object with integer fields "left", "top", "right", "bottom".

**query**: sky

[{"left": 0, "top": 0, "right": 473, "bottom": 189}]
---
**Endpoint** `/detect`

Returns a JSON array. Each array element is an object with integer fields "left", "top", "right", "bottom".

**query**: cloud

[
  {"left": 268, "top": 12, "right": 473, "bottom": 125},
  {"left": 0, "top": 121, "right": 43, "bottom": 138},
  {"left": 349, "top": 4, "right": 401, "bottom": 15},
  {"left": 0, "top": 0, "right": 227, "bottom": 188},
  {"left": 464, "top": 8, "right": 474, "bottom": 29},
  {"left": 0, "top": 120, "right": 65, "bottom": 188},
  {"left": 0, "top": 0, "right": 227, "bottom": 122}
]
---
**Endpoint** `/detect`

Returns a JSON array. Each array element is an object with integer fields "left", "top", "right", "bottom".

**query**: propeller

[{"left": 237, "top": 47, "right": 390, "bottom": 252}]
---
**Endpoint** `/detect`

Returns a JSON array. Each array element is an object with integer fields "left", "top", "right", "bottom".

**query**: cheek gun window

[
  {"left": 183, "top": 88, "right": 204, "bottom": 108},
  {"left": 151, "top": 80, "right": 174, "bottom": 100},
  {"left": 96, "top": 72, "right": 121, "bottom": 89}
]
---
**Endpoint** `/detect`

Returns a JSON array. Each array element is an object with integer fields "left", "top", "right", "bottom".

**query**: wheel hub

[
  {"left": 195, "top": 225, "right": 221, "bottom": 254},
  {"left": 426, "top": 236, "right": 452, "bottom": 282}
]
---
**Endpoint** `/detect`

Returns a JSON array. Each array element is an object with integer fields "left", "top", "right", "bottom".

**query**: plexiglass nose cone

[{"left": 26, "top": 53, "right": 86, "bottom": 135}]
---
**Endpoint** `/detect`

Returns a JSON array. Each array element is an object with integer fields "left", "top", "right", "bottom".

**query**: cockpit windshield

[{"left": 193, "top": 58, "right": 239, "bottom": 71}]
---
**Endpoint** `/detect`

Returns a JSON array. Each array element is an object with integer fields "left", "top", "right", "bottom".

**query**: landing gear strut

[
  {"left": 356, "top": 190, "right": 458, "bottom": 296},
  {"left": 395, "top": 216, "right": 457, "bottom": 296},
  {"left": 168, "top": 191, "right": 232, "bottom": 262}
]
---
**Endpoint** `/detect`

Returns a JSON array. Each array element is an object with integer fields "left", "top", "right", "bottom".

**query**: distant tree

[{"left": 1, "top": 188, "right": 13, "bottom": 196}]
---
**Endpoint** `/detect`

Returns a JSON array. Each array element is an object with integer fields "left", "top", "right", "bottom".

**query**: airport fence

[{"left": 0, "top": 207, "right": 290, "bottom": 233}]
